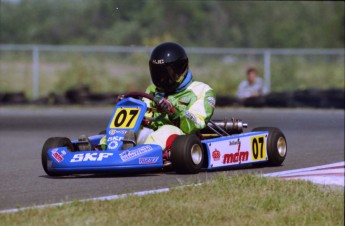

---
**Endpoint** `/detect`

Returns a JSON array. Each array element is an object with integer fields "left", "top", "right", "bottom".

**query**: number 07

[
  {"left": 111, "top": 108, "right": 140, "bottom": 128},
  {"left": 252, "top": 136, "right": 265, "bottom": 160}
]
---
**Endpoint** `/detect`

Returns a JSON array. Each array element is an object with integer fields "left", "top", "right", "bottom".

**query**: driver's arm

[{"left": 170, "top": 82, "right": 215, "bottom": 134}]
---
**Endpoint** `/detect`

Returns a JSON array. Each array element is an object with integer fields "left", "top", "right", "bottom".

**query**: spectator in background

[{"left": 237, "top": 67, "right": 268, "bottom": 99}]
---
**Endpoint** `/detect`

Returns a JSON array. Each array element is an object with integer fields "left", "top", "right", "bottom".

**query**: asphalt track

[{"left": 0, "top": 107, "right": 344, "bottom": 211}]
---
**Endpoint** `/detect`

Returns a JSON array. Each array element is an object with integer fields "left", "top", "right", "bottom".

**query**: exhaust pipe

[{"left": 207, "top": 118, "right": 248, "bottom": 135}]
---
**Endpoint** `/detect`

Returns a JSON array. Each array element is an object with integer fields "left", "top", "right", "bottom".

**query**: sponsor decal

[
  {"left": 139, "top": 157, "right": 159, "bottom": 165},
  {"left": 70, "top": 153, "right": 114, "bottom": 162},
  {"left": 229, "top": 140, "right": 240, "bottom": 146},
  {"left": 184, "top": 110, "right": 197, "bottom": 123},
  {"left": 51, "top": 148, "right": 64, "bottom": 163},
  {"left": 119, "top": 146, "right": 153, "bottom": 162},
  {"left": 108, "top": 129, "right": 128, "bottom": 135},
  {"left": 102, "top": 136, "right": 123, "bottom": 150},
  {"left": 207, "top": 96, "right": 216, "bottom": 108},
  {"left": 107, "top": 136, "right": 123, "bottom": 142},
  {"left": 107, "top": 136, "right": 122, "bottom": 150},
  {"left": 212, "top": 149, "right": 221, "bottom": 161},
  {"left": 108, "top": 141, "right": 119, "bottom": 150},
  {"left": 223, "top": 151, "right": 249, "bottom": 164},
  {"left": 152, "top": 59, "right": 165, "bottom": 64},
  {"left": 179, "top": 97, "right": 190, "bottom": 104}
]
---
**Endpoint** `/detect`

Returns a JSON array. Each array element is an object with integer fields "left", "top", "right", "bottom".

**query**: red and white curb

[{"left": 264, "top": 161, "right": 345, "bottom": 186}]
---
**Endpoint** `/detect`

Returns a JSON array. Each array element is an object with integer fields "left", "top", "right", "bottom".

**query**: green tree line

[{"left": 0, "top": 0, "right": 344, "bottom": 48}]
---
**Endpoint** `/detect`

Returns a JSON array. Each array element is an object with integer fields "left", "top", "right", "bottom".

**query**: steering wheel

[
  {"left": 121, "top": 92, "right": 159, "bottom": 124},
  {"left": 123, "top": 91, "right": 156, "bottom": 102}
]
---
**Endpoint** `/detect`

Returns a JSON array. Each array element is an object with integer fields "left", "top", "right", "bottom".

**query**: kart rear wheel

[
  {"left": 42, "top": 137, "right": 74, "bottom": 176},
  {"left": 170, "top": 134, "right": 204, "bottom": 174},
  {"left": 252, "top": 127, "right": 287, "bottom": 166}
]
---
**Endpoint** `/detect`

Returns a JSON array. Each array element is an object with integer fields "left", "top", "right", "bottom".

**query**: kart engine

[{"left": 206, "top": 118, "right": 248, "bottom": 136}]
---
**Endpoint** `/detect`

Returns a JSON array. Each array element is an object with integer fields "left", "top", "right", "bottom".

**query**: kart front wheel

[
  {"left": 41, "top": 137, "right": 74, "bottom": 176},
  {"left": 252, "top": 127, "right": 287, "bottom": 166},
  {"left": 170, "top": 134, "right": 204, "bottom": 174}
]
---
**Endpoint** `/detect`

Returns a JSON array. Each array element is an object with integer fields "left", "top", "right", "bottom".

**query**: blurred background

[{"left": 0, "top": 0, "right": 344, "bottom": 107}]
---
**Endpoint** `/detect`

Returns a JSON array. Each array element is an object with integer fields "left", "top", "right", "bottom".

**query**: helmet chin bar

[{"left": 176, "top": 67, "right": 189, "bottom": 83}]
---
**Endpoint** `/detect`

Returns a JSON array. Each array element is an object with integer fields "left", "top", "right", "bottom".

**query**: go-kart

[{"left": 41, "top": 92, "right": 287, "bottom": 176}]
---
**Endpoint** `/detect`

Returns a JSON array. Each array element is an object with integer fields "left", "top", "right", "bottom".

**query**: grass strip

[{"left": 1, "top": 174, "right": 344, "bottom": 226}]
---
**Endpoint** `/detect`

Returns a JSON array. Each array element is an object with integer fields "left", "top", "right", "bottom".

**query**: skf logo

[
  {"left": 70, "top": 153, "right": 113, "bottom": 162},
  {"left": 152, "top": 59, "right": 165, "bottom": 64},
  {"left": 212, "top": 149, "right": 221, "bottom": 161}
]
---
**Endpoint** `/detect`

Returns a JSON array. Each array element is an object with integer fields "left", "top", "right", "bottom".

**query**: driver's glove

[
  {"left": 154, "top": 96, "right": 175, "bottom": 115},
  {"left": 116, "top": 94, "right": 125, "bottom": 103}
]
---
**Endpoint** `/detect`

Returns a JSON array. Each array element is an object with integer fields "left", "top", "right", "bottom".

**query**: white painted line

[
  {"left": 2, "top": 162, "right": 343, "bottom": 214},
  {"left": 264, "top": 162, "right": 345, "bottom": 186},
  {"left": 284, "top": 176, "right": 344, "bottom": 187},
  {"left": 0, "top": 187, "right": 171, "bottom": 214},
  {"left": 0, "top": 184, "right": 201, "bottom": 214},
  {"left": 264, "top": 162, "right": 344, "bottom": 176}
]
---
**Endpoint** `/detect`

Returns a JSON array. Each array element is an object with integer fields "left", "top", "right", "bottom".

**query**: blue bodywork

[{"left": 46, "top": 97, "right": 163, "bottom": 174}]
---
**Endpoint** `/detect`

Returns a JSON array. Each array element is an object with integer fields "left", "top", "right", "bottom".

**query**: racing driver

[{"left": 83, "top": 42, "right": 216, "bottom": 164}]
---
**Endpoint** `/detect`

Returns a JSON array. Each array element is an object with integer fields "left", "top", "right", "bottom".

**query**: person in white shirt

[{"left": 237, "top": 67, "right": 268, "bottom": 99}]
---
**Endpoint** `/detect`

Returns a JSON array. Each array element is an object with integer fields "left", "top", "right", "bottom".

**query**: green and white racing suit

[
  {"left": 99, "top": 77, "right": 216, "bottom": 151},
  {"left": 139, "top": 81, "right": 216, "bottom": 150}
]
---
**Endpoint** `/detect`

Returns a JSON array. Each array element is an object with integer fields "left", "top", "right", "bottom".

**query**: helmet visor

[{"left": 149, "top": 62, "right": 183, "bottom": 93}]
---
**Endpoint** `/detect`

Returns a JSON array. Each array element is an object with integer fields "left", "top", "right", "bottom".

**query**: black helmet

[{"left": 149, "top": 42, "right": 189, "bottom": 93}]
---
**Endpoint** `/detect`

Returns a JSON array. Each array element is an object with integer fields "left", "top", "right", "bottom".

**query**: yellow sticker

[
  {"left": 251, "top": 135, "right": 267, "bottom": 161},
  {"left": 110, "top": 108, "right": 141, "bottom": 129}
]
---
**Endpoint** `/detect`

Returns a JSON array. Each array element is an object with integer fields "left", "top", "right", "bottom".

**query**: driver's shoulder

[{"left": 188, "top": 81, "right": 214, "bottom": 95}]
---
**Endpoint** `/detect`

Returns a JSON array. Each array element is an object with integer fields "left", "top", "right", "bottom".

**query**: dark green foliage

[{"left": 0, "top": 0, "right": 344, "bottom": 47}]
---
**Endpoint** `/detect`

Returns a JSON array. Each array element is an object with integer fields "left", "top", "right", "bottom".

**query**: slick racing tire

[
  {"left": 42, "top": 137, "right": 74, "bottom": 176},
  {"left": 170, "top": 134, "right": 204, "bottom": 174},
  {"left": 252, "top": 127, "right": 287, "bottom": 166}
]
